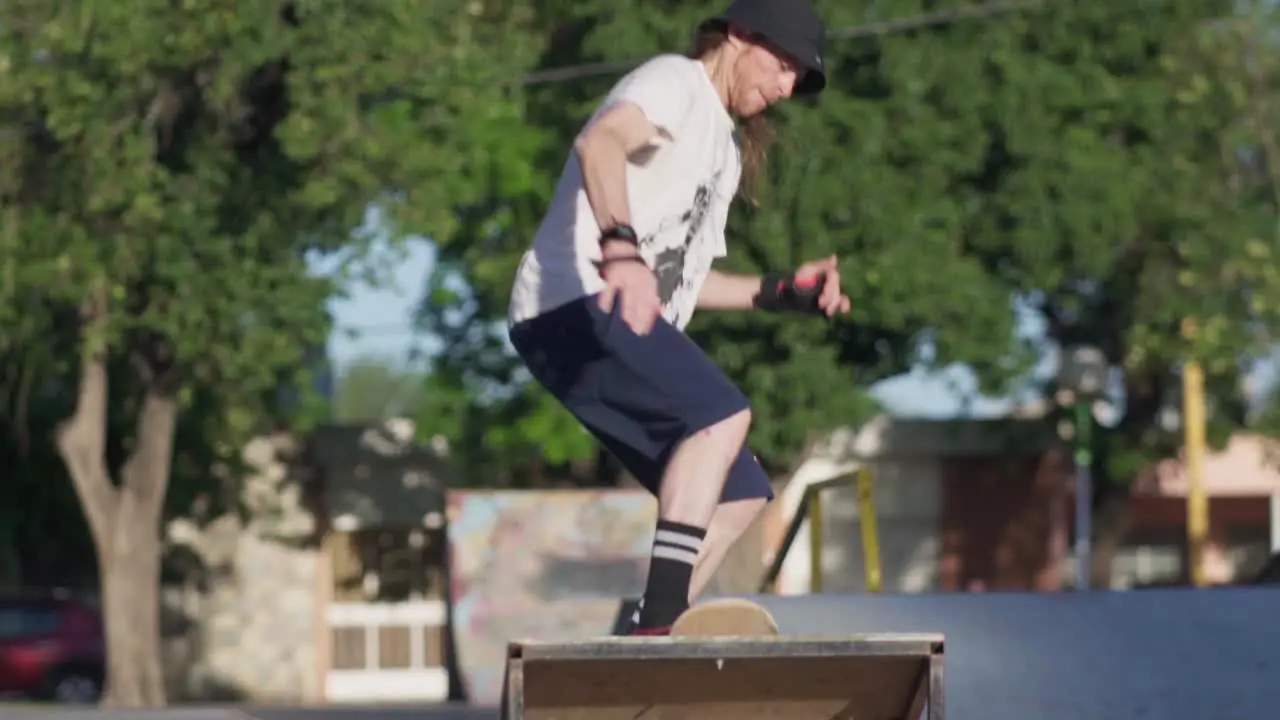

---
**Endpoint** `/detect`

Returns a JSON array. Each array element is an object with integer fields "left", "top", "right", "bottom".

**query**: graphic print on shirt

[{"left": 643, "top": 170, "right": 721, "bottom": 327}]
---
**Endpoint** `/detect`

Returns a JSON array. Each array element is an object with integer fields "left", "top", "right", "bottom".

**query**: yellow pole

[
  {"left": 856, "top": 469, "right": 884, "bottom": 593},
  {"left": 808, "top": 490, "right": 824, "bottom": 593},
  {"left": 1182, "top": 318, "right": 1209, "bottom": 587}
]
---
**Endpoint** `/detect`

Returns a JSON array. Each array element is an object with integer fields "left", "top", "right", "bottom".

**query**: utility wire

[{"left": 519, "top": 0, "right": 1048, "bottom": 87}]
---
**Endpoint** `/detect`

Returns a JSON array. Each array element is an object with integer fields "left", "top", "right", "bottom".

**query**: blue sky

[{"left": 318, "top": 238, "right": 1033, "bottom": 419}]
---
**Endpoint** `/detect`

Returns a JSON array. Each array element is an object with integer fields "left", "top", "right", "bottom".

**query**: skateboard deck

[
  {"left": 626, "top": 599, "right": 781, "bottom": 718},
  {"left": 670, "top": 597, "right": 781, "bottom": 637}
]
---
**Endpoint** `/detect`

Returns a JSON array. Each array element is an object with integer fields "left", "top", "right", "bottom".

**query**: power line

[{"left": 519, "top": 0, "right": 1048, "bottom": 87}]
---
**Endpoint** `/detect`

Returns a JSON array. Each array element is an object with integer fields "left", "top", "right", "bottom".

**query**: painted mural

[{"left": 446, "top": 489, "right": 656, "bottom": 704}]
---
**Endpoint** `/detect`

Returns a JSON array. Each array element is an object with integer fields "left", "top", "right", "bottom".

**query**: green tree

[
  {"left": 861, "top": 0, "right": 1276, "bottom": 583},
  {"left": 0, "top": 0, "right": 539, "bottom": 706},
  {"left": 420, "top": 0, "right": 1280, "bottom": 589},
  {"left": 413, "top": 269, "right": 599, "bottom": 487},
  {"left": 416, "top": 1, "right": 899, "bottom": 486}
]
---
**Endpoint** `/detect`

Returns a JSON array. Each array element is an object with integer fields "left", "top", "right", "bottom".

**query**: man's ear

[{"left": 724, "top": 23, "right": 752, "bottom": 47}]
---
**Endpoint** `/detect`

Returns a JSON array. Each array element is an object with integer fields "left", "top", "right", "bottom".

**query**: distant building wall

[
  {"left": 162, "top": 431, "right": 324, "bottom": 703},
  {"left": 162, "top": 517, "right": 323, "bottom": 702},
  {"left": 774, "top": 416, "right": 1060, "bottom": 594},
  {"left": 939, "top": 449, "right": 1069, "bottom": 591},
  {"left": 776, "top": 419, "right": 1280, "bottom": 594}
]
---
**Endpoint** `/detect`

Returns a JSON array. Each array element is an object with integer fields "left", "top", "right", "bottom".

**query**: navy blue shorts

[{"left": 509, "top": 294, "right": 773, "bottom": 504}]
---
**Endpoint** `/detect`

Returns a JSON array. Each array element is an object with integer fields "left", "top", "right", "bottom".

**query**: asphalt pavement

[{"left": 8, "top": 586, "right": 1278, "bottom": 720}]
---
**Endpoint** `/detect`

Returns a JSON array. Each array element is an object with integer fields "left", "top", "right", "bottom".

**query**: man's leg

[
  {"left": 688, "top": 447, "right": 773, "bottom": 600},
  {"left": 606, "top": 443, "right": 770, "bottom": 627},
  {"left": 690, "top": 497, "right": 769, "bottom": 600},
  {"left": 509, "top": 294, "right": 762, "bottom": 632},
  {"left": 631, "top": 408, "right": 751, "bottom": 629}
]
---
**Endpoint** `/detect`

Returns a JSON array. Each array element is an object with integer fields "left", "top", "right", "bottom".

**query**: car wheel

[{"left": 49, "top": 670, "right": 102, "bottom": 704}]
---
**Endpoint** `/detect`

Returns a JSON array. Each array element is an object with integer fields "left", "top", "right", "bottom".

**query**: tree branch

[
  {"left": 119, "top": 385, "right": 177, "bottom": 511},
  {"left": 55, "top": 282, "right": 117, "bottom": 540}
]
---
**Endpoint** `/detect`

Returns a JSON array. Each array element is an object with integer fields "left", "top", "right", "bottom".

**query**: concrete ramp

[
  {"left": 746, "top": 587, "right": 1280, "bottom": 720},
  {"left": 500, "top": 635, "right": 944, "bottom": 719}
]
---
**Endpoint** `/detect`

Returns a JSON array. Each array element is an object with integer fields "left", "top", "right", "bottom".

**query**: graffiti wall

[{"left": 446, "top": 489, "right": 656, "bottom": 704}]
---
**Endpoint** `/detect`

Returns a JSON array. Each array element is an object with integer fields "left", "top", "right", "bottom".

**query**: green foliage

[
  {"left": 418, "top": 1, "right": 896, "bottom": 482},
  {"left": 412, "top": 262, "right": 597, "bottom": 486},
  {"left": 417, "top": 0, "right": 1280, "bottom": 496},
  {"left": 0, "top": 0, "right": 540, "bottom": 457},
  {"left": 0, "top": 3, "right": 547, "bottom": 686}
]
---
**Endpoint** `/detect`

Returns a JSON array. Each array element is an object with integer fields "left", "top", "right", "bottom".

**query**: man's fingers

[
  {"left": 817, "top": 289, "right": 851, "bottom": 317},
  {"left": 621, "top": 295, "right": 637, "bottom": 333},
  {"left": 814, "top": 268, "right": 840, "bottom": 308},
  {"left": 641, "top": 296, "right": 661, "bottom": 335},
  {"left": 599, "top": 285, "right": 617, "bottom": 312},
  {"left": 642, "top": 297, "right": 660, "bottom": 334},
  {"left": 821, "top": 275, "right": 840, "bottom": 303},
  {"left": 797, "top": 257, "right": 838, "bottom": 286},
  {"left": 610, "top": 276, "right": 661, "bottom": 335},
  {"left": 623, "top": 293, "right": 653, "bottom": 335}
]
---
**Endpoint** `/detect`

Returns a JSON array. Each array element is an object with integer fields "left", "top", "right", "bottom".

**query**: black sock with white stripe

[{"left": 636, "top": 519, "right": 706, "bottom": 629}]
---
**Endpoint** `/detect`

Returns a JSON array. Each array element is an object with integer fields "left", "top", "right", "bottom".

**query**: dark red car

[{"left": 0, "top": 595, "right": 104, "bottom": 703}]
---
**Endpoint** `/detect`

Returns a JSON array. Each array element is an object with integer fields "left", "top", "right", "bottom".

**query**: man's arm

[
  {"left": 573, "top": 102, "right": 666, "bottom": 259},
  {"left": 699, "top": 257, "right": 850, "bottom": 316},
  {"left": 696, "top": 269, "right": 764, "bottom": 310}
]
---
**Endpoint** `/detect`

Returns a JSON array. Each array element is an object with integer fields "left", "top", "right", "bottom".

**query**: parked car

[{"left": 0, "top": 595, "right": 104, "bottom": 703}]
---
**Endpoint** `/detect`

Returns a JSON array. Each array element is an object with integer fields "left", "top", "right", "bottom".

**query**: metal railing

[{"left": 758, "top": 468, "right": 883, "bottom": 594}]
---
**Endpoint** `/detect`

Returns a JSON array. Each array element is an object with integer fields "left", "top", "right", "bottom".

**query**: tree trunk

[
  {"left": 96, "top": 494, "right": 166, "bottom": 707},
  {"left": 55, "top": 289, "right": 177, "bottom": 708}
]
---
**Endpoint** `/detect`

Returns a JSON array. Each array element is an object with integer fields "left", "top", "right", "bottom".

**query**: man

[{"left": 506, "top": 0, "right": 851, "bottom": 635}]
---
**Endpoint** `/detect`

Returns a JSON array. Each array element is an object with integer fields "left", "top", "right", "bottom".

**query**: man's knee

[{"left": 697, "top": 408, "right": 752, "bottom": 447}]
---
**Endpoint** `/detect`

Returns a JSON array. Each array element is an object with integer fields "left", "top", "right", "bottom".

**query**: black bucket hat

[{"left": 698, "top": 0, "right": 828, "bottom": 96}]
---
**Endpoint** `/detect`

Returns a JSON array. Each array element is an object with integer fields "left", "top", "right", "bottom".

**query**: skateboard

[
  {"left": 626, "top": 599, "right": 781, "bottom": 719},
  {"left": 669, "top": 597, "right": 780, "bottom": 637}
]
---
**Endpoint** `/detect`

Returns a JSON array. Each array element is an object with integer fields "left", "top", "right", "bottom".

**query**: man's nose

[{"left": 778, "top": 71, "right": 796, "bottom": 99}]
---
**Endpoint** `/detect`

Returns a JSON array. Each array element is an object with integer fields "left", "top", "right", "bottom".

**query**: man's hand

[
  {"left": 794, "top": 255, "right": 851, "bottom": 318},
  {"left": 597, "top": 240, "right": 662, "bottom": 335}
]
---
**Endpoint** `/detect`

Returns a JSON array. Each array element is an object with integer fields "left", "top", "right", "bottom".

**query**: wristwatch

[{"left": 599, "top": 224, "right": 639, "bottom": 248}]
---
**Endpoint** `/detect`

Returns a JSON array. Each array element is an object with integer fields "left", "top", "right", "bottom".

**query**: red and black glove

[{"left": 753, "top": 271, "right": 826, "bottom": 314}]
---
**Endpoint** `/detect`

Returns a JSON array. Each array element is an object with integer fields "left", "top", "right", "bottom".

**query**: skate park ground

[{"left": 8, "top": 585, "right": 1278, "bottom": 719}]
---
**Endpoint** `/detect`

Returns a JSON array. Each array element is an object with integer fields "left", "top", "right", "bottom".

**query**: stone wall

[{"left": 161, "top": 432, "right": 324, "bottom": 703}]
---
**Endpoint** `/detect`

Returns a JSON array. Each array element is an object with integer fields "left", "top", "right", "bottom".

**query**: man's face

[{"left": 729, "top": 34, "right": 800, "bottom": 117}]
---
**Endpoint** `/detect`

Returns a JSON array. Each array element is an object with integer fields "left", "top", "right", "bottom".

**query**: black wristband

[
  {"left": 596, "top": 255, "right": 649, "bottom": 275},
  {"left": 600, "top": 224, "right": 639, "bottom": 248},
  {"left": 753, "top": 271, "right": 825, "bottom": 314}
]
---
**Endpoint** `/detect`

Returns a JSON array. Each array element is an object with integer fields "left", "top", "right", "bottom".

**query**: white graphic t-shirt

[{"left": 506, "top": 54, "right": 741, "bottom": 331}]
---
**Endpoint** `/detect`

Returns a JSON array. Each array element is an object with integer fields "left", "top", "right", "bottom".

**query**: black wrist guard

[
  {"left": 599, "top": 224, "right": 639, "bottom": 248},
  {"left": 753, "top": 271, "right": 825, "bottom": 314}
]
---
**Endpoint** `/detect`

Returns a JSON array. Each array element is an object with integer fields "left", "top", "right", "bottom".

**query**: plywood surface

[
  {"left": 510, "top": 633, "right": 943, "bottom": 662},
  {"left": 519, "top": 654, "right": 927, "bottom": 720}
]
